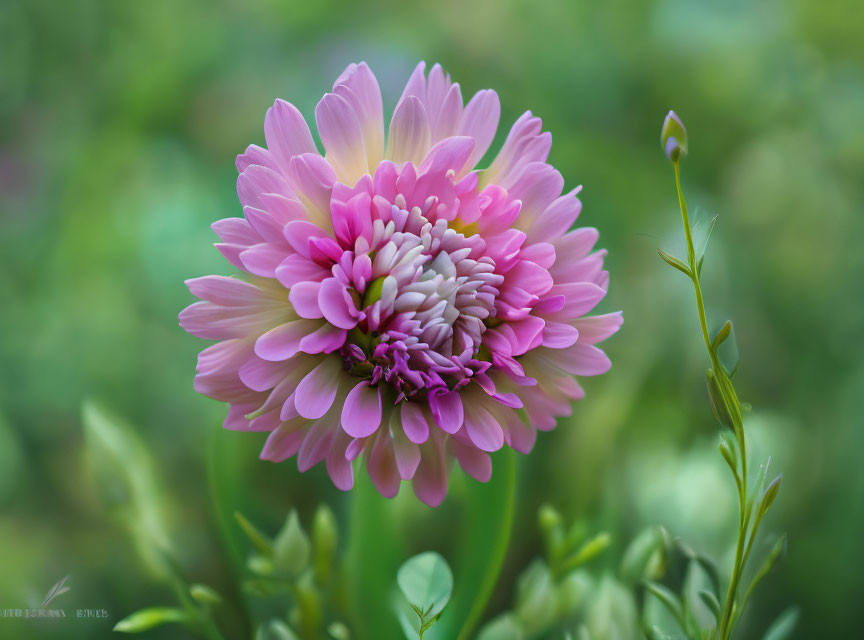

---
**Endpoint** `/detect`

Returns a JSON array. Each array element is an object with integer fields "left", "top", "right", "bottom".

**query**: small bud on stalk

[{"left": 660, "top": 110, "right": 688, "bottom": 161}]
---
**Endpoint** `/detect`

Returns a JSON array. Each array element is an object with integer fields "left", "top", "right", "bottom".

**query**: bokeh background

[{"left": 2, "top": 0, "right": 862, "bottom": 638}]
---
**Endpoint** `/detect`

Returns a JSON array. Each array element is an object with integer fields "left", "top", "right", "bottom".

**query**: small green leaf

[
  {"left": 273, "top": 510, "right": 311, "bottom": 577},
  {"left": 397, "top": 551, "right": 453, "bottom": 619},
  {"left": 235, "top": 511, "right": 274, "bottom": 556},
  {"left": 476, "top": 613, "right": 524, "bottom": 640},
  {"left": 558, "top": 532, "right": 611, "bottom": 573},
  {"left": 711, "top": 321, "right": 732, "bottom": 352},
  {"left": 555, "top": 569, "right": 593, "bottom": 616},
  {"left": 698, "top": 590, "right": 721, "bottom": 620},
  {"left": 621, "top": 527, "right": 665, "bottom": 584},
  {"left": 642, "top": 581, "right": 684, "bottom": 626},
  {"left": 749, "top": 534, "right": 787, "bottom": 593},
  {"left": 513, "top": 560, "right": 556, "bottom": 633},
  {"left": 714, "top": 322, "right": 739, "bottom": 376},
  {"left": 718, "top": 432, "right": 738, "bottom": 476},
  {"left": 657, "top": 249, "right": 692, "bottom": 276},
  {"left": 113, "top": 607, "right": 187, "bottom": 633},
  {"left": 675, "top": 540, "right": 721, "bottom": 597},
  {"left": 328, "top": 621, "right": 351, "bottom": 640},
  {"left": 758, "top": 474, "right": 782, "bottom": 520},
  {"left": 706, "top": 369, "right": 734, "bottom": 429},
  {"left": 691, "top": 208, "right": 718, "bottom": 276},
  {"left": 644, "top": 625, "right": 674, "bottom": 640},
  {"left": 363, "top": 275, "right": 387, "bottom": 307},
  {"left": 538, "top": 504, "right": 565, "bottom": 560},
  {"left": 761, "top": 607, "right": 799, "bottom": 640},
  {"left": 189, "top": 583, "right": 221, "bottom": 606},
  {"left": 255, "top": 618, "right": 300, "bottom": 640},
  {"left": 313, "top": 504, "right": 339, "bottom": 583},
  {"left": 248, "top": 553, "right": 275, "bottom": 576}
]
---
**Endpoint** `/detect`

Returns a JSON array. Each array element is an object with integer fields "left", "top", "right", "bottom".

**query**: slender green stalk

[
  {"left": 456, "top": 448, "right": 517, "bottom": 640},
  {"left": 671, "top": 160, "right": 748, "bottom": 640}
]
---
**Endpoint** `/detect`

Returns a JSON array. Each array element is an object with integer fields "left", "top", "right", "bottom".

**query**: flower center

[{"left": 334, "top": 197, "right": 503, "bottom": 401}]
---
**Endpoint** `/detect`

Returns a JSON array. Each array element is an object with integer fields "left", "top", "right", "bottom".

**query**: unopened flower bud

[{"left": 661, "top": 110, "right": 688, "bottom": 161}]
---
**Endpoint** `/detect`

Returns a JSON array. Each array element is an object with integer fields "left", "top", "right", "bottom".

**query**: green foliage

[
  {"left": 82, "top": 400, "right": 172, "bottom": 577},
  {"left": 476, "top": 507, "right": 626, "bottom": 640}
]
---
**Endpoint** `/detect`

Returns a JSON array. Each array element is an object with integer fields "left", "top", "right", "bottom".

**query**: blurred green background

[{"left": 2, "top": 0, "right": 862, "bottom": 638}]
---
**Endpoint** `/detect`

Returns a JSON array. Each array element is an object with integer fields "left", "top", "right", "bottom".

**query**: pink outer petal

[
  {"left": 315, "top": 92, "right": 368, "bottom": 183},
  {"left": 264, "top": 99, "right": 318, "bottom": 170},
  {"left": 418, "top": 136, "right": 476, "bottom": 177},
  {"left": 297, "top": 415, "right": 337, "bottom": 472},
  {"left": 387, "top": 96, "right": 431, "bottom": 165},
  {"left": 283, "top": 220, "right": 329, "bottom": 258},
  {"left": 544, "top": 344, "right": 612, "bottom": 376},
  {"left": 185, "top": 276, "right": 265, "bottom": 306},
  {"left": 240, "top": 243, "right": 290, "bottom": 278},
  {"left": 509, "top": 162, "right": 564, "bottom": 230},
  {"left": 326, "top": 430, "right": 354, "bottom": 491},
  {"left": 450, "top": 438, "right": 492, "bottom": 482},
  {"left": 179, "top": 301, "right": 282, "bottom": 341},
  {"left": 367, "top": 431, "right": 400, "bottom": 498},
  {"left": 542, "top": 322, "right": 580, "bottom": 348},
  {"left": 464, "top": 404, "right": 504, "bottom": 452},
  {"left": 400, "top": 402, "right": 430, "bottom": 444},
  {"left": 318, "top": 278, "right": 360, "bottom": 330},
  {"left": 333, "top": 62, "right": 385, "bottom": 167},
  {"left": 245, "top": 207, "right": 288, "bottom": 245},
  {"left": 238, "top": 356, "right": 289, "bottom": 392},
  {"left": 459, "top": 89, "right": 500, "bottom": 170},
  {"left": 260, "top": 418, "right": 307, "bottom": 462},
  {"left": 237, "top": 144, "right": 280, "bottom": 174},
  {"left": 287, "top": 153, "right": 336, "bottom": 228},
  {"left": 288, "top": 281, "right": 323, "bottom": 319},
  {"left": 491, "top": 404, "right": 536, "bottom": 454},
  {"left": 428, "top": 390, "right": 463, "bottom": 434},
  {"left": 276, "top": 254, "right": 329, "bottom": 288},
  {"left": 412, "top": 432, "right": 449, "bottom": 508},
  {"left": 391, "top": 413, "right": 421, "bottom": 480},
  {"left": 294, "top": 357, "right": 342, "bottom": 419},
  {"left": 527, "top": 189, "right": 582, "bottom": 244},
  {"left": 544, "top": 283, "right": 607, "bottom": 321},
  {"left": 571, "top": 312, "right": 623, "bottom": 344},
  {"left": 299, "top": 323, "right": 346, "bottom": 354},
  {"left": 212, "top": 217, "right": 260, "bottom": 245},
  {"left": 341, "top": 380, "right": 382, "bottom": 438},
  {"left": 483, "top": 111, "right": 552, "bottom": 188},
  {"left": 237, "top": 165, "right": 294, "bottom": 210},
  {"left": 254, "top": 319, "right": 319, "bottom": 362}
]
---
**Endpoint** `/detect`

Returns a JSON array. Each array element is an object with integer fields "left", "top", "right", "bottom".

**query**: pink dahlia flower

[{"left": 180, "top": 62, "right": 621, "bottom": 506}]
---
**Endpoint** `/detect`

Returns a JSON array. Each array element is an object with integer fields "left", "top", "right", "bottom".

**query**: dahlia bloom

[{"left": 180, "top": 62, "right": 621, "bottom": 506}]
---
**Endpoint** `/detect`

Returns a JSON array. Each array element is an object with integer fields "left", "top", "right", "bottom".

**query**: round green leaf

[{"left": 397, "top": 551, "right": 453, "bottom": 618}]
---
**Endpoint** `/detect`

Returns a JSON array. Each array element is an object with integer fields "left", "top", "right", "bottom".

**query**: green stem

[
  {"left": 672, "top": 161, "right": 748, "bottom": 640},
  {"left": 456, "top": 448, "right": 517, "bottom": 640}
]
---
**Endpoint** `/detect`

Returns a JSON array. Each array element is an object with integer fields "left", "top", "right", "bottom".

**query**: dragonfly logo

[{"left": 41, "top": 576, "right": 71, "bottom": 609}]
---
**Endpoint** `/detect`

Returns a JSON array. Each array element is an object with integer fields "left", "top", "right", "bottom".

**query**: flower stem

[
  {"left": 672, "top": 160, "right": 748, "bottom": 640},
  {"left": 456, "top": 448, "right": 517, "bottom": 640}
]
